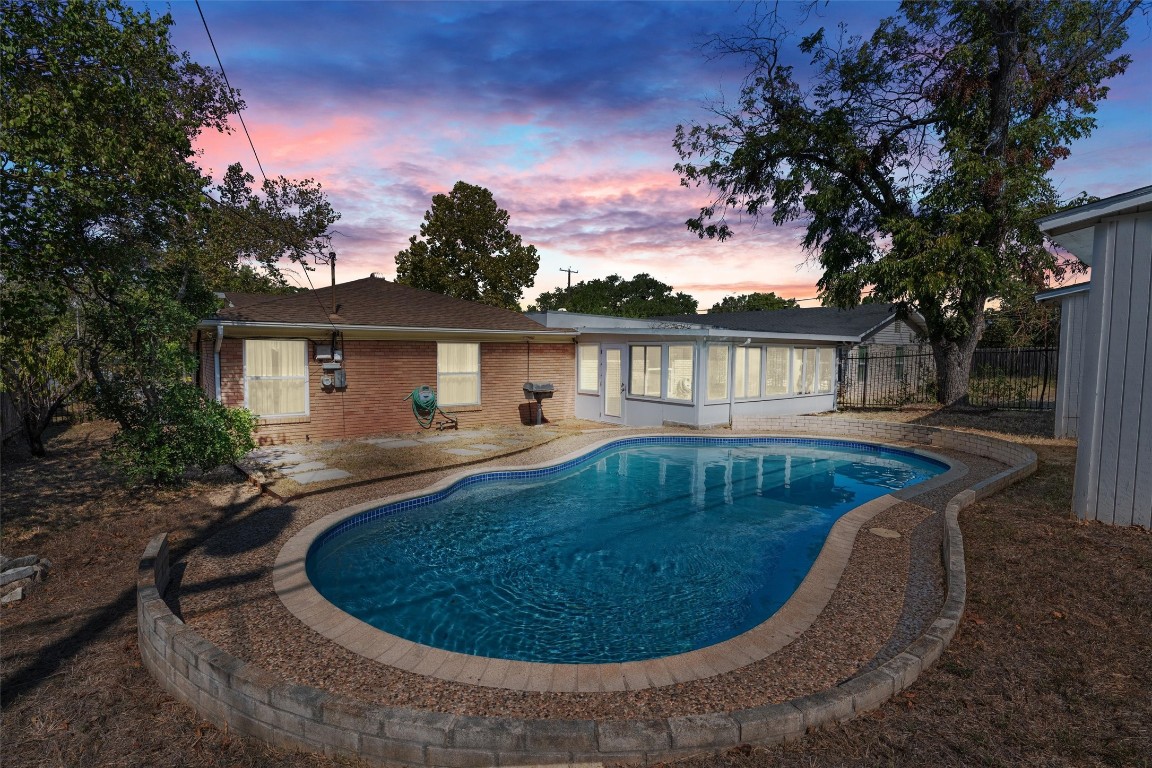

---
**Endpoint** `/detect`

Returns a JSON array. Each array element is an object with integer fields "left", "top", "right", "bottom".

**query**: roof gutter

[
  {"left": 199, "top": 320, "right": 577, "bottom": 338},
  {"left": 214, "top": 323, "right": 224, "bottom": 403}
]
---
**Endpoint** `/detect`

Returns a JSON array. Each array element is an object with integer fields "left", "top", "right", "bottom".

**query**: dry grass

[{"left": 2, "top": 412, "right": 1149, "bottom": 768}]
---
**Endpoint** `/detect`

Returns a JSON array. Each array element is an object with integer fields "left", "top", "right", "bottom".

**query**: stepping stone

[
  {"left": 281, "top": 461, "right": 328, "bottom": 475},
  {"left": 289, "top": 468, "right": 351, "bottom": 485},
  {"left": 365, "top": 438, "right": 422, "bottom": 448},
  {"left": 443, "top": 448, "right": 483, "bottom": 456},
  {"left": 260, "top": 452, "right": 310, "bottom": 467},
  {"left": 420, "top": 434, "right": 461, "bottom": 444}
]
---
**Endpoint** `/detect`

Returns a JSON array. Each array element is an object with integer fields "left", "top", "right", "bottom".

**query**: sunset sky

[{"left": 147, "top": 1, "right": 1152, "bottom": 309}]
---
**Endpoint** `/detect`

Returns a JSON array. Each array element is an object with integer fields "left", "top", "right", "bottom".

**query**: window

[
  {"left": 765, "top": 347, "right": 789, "bottom": 395},
  {"left": 818, "top": 348, "right": 835, "bottom": 393},
  {"left": 577, "top": 344, "right": 598, "bottom": 393},
  {"left": 667, "top": 345, "right": 694, "bottom": 401},
  {"left": 793, "top": 347, "right": 834, "bottom": 395},
  {"left": 894, "top": 345, "right": 905, "bottom": 380},
  {"left": 437, "top": 343, "right": 480, "bottom": 406},
  {"left": 630, "top": 345, "right": 662, "bottom": 397},
  {"left": 857, "top": 345, "right": 869, "bottom": 380},
  {"left": 245, "top": 339, "right": 307, "bottom": 418},
  {"left": 707, "top": 344, "right": 729, "bottom": 401},
  {"left": 734, "top": 346, "right": 761, "bottom": 398},
  {"left": 793, "top": 348, "right": 818, "bottom": 395}
]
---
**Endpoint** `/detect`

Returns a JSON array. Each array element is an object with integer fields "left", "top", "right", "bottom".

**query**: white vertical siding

[
  {"left": 1073, "top": 212, "right": 1152, "bottom": 528},
  {"left": 1054, "top": 291, "right": 1088, "bottom": 438}
]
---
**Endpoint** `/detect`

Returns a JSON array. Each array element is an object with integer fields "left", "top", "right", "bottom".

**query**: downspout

[{"left": 214, "top": 323, "right": 224, "bottom": 403}]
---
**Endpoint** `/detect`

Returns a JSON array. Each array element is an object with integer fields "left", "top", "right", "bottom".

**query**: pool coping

[
  {"left": 272, "top": 435, "right": 967, "bottom": 693},
  {"left": 137, "top": 418, "right": 1038, "bottom": 767}
]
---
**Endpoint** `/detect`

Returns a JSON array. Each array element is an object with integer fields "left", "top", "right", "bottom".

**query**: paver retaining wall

[{"left": 137, "top": 420, "right": 1037, "bottom": 767}]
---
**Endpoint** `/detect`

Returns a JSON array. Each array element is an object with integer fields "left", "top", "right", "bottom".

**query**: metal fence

[{"left": 838, "top": 346, "right": 1058, "bottom": 410}]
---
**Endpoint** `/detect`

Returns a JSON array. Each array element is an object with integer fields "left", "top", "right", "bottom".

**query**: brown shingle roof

[{"left": 210, "top": 277, "right": 550, "bottom": 332}]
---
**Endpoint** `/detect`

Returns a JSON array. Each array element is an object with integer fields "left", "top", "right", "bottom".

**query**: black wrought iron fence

[{"left": 838, "top": 346, "right": 1058, "bottom": 410}]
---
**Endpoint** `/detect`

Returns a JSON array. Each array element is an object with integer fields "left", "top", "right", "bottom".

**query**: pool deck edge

[{"left": 139, "top": 419, "right": 1039, "bottom": 768}]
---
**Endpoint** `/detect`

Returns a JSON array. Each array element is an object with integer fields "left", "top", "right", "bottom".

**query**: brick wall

[{"left": 209, "top": 337, "right": 575, "bottom": 445}]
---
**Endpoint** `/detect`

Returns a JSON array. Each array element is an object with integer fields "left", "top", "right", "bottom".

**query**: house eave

[{"left": 199, "top": 319, "right": 578, "bottom": 340}]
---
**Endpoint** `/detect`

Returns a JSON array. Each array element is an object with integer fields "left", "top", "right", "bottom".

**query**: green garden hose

[{"left": 405, "top": 385, "right": 454, "bottom": 430}]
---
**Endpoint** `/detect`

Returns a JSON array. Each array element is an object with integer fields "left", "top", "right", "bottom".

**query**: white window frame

[
  {"left": 577, "top": 343, "right": 599, "bottom": 394},
  {"left": 243, "top": 338, "right": 309, "bottom": 418},
  {"left": 706, "top": 344, "right": 730, "bottom": 402},
  {"left": 734, "top": 346, "right": 762, "bottom": 399},
  {"left": 630, "top": 345, "right": 663, "bottom": 398},
  {"left": 666, "top": 344, "right": 695, "bottom": 402},
  {"left": 792, "top": 346, "right": 834, "bottom": 395},
  {"left": 437, "top": 342, "right": 481, "bottom": 406},
  {"left": 817, "top": 347, "right": 835, "bottom": 394},
  {"left": 765, "top": 346, "right": 790, "bottom": 396}
]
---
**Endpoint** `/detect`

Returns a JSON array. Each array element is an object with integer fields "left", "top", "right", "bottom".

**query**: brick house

[{"left": 196, "top": 276, "right": 576, "bottom": 445}]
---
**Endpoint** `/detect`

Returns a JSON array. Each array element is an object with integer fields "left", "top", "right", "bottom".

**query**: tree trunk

[{"left": 932, "top": 341, "right": 973, "bottom": 408}]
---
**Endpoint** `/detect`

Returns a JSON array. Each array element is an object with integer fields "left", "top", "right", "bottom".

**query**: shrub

[{"left": 105, "top": 383, "right": 256, "bottom": 485}]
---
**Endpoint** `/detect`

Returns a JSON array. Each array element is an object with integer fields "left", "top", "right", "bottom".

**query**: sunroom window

[
  {"left": 734, "top": 346, "right": 761, "bottom": 398},
  {"left": 667, "top": 345, "right": 694, "bottom": 401},
  {"left": 765, "top": 346, "right": 789, "bottom": 395},
  {"left": 577, "top": 344, "right": 599, "bottom": 393},
  {"left": 707, "top": 344, "right": 729, "bottom": 401},
  {"left": 630, "top": 345, "right": 662, "bottom": 397}
]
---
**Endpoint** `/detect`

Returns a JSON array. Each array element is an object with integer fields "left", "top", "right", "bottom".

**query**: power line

[{"left": 194, "top": 0, "right": 268, "bottom": 182}]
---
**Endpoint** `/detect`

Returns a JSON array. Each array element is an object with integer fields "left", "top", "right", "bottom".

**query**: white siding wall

[
  {"left": 1054, "top": 291, "right": 1090, "bottom": 438},
  {"left": 1074, "top": 212, "right": 1152, "bottom": 528}
]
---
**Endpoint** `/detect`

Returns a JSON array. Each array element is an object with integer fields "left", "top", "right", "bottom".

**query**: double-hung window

[
  {"left": 245, "top": 339, "right": 308, "bottom": 418},
  {"left": 437, "top": 343, "right": 480, "bottom": 406}
]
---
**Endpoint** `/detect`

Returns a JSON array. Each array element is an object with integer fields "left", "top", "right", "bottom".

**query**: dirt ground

[{"left": 2, "top": 412, "right": 1149, "bottom": 768}]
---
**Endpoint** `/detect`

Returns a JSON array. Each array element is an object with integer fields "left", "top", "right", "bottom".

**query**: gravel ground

[{"left": 176, "top": 430, "right": 1007, "bottom": 720}]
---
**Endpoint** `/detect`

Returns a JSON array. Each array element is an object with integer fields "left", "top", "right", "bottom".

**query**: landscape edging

[{"left": 138, "top": 418, "right": 1037, "bottom": 766}]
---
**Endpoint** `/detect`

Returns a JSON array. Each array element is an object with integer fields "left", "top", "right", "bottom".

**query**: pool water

[{"left": 307, "top": 439, "right": 945, "bottom": 663}]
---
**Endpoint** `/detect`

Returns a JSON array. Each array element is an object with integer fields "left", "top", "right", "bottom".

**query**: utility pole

[{"left": 560, "top": 266, "right": 578, "bottom": 303}]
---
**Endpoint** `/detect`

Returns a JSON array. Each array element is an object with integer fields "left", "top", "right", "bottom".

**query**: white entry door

[{"left": 602, "top": 346, "right": 624, "bottom": 423}]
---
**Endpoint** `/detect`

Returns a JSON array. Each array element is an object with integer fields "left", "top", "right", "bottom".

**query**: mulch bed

[{"left": 2, "top": 414, "right": 1149, "bottom": 768}]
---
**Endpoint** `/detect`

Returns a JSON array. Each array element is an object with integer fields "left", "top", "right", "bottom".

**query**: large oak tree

[
  {"left": 395, "top": 181, "right": 539, "bottom": 310},
  {"left": 675, "top": 0, "right": 1139, "bottom": 405}
]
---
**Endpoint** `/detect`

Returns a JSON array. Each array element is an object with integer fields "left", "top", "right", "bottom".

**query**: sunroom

[{"left": 526, "top": 311, "right": 854, "bottom": 428}]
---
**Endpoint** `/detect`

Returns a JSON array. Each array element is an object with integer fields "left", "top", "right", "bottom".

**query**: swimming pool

[{"left": 305, "top": 437, "right": 946, "bottom": 664}]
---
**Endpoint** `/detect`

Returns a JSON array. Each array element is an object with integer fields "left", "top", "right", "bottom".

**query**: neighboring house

[
  {"left": 1036, "top": 185, "right": 1152, "bottom": 529},
  {"left": 526, "top": 305, "right": 903, "bottom": 428},
  {"left": 1034, "top": 282, "right": 1091, "bottom": 438},
  {"left": 197, "top": 276, "right": 577, "bottom": 444}
]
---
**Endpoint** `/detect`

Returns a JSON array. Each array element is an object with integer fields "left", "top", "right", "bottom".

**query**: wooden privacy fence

[{"left": 837, "top": 347, "right": 1058, "bottom": 410}]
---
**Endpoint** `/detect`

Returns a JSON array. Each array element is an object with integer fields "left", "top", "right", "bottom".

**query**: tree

[
  {"left": 395, "top": 181, "right": 539, "bottom": 310},
  {"left": 1, "top": 0, "right": 336, "bottom": 475},
  {"left": 675, "top": 1, "right": 1138, "bottom": 405},
  {"left": 529, "top": 273, "right": 699, "bottom": 317},
  {"left": 709, "top": 292, "right": 799, "bottom": 313},
  {"left": 0, "top": 280, "right": 86, "bottom": 457},
  {"left": 200, "top": 163, "right": 339, "bottom": 294}
]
